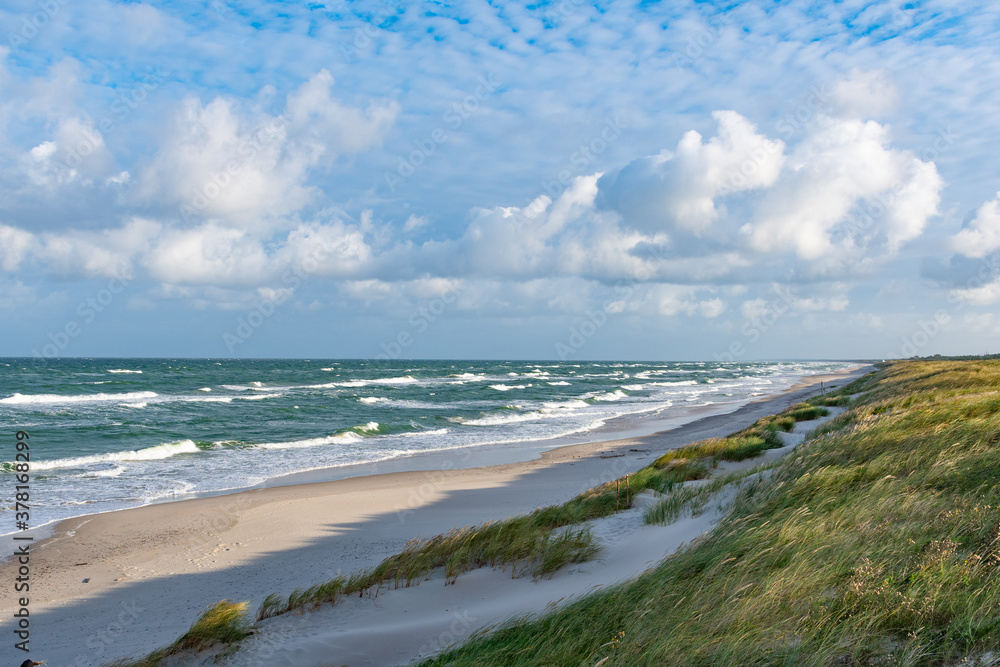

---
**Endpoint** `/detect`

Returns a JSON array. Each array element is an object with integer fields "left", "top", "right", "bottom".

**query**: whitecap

[
  {"left": 1, "top": 391, "right": 158, "bottom": 405},
  {"left": 29, "top": 440, "right": 201, "bottom": 470},
  {"left": 255, "top": 432, "right": 365, "bottom": 450}
]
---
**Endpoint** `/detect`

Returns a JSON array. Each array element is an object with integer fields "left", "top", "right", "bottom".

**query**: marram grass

[
  {"left": 105, "top": 600, "right": 252, "bottom": 666},
  {"left": 423, "top": 360, "right": 1000, "bottom": 666},
  {"left": 103, "top": 372, "right": 857, "bottom": 665}
]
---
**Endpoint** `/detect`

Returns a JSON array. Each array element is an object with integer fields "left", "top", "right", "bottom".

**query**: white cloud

[
  {"left": 952, "top": 278, "right": 1000, "bottom": 306},
  {"left": 951, "top": 192, "right": 1000, "bottom": 258},
  {"left": 0, "top": 225, "right": 36, "bottom": 272},
  {"left": 0, "top": 280, "right": 35, "bottom": 309},
  {"left": 832, "top": 69, "right": 900, "bottom": 118},
  {"left": 598, "top": 111, "right": 785, "bottom": 235},
  {"left": 137, "top": 70, "right": 398, "bottom": 229},
  {"left": 744, "top": 116, "right": 941, "bottom": 261}
]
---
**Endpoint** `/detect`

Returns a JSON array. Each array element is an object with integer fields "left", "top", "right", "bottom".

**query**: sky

[{"left": 1, "top": 0, "right": 999, "bottom": 361}]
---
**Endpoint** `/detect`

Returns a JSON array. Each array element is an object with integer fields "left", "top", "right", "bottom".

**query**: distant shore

[{"left": 0, "top": 364, "right": 870, "bottom": 665}]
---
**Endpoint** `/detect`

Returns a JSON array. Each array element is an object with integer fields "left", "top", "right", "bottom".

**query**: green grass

[
  {"left": 105, "top": 600, "right": 252, "bottom": 666},
  {"left": 421, "top": 360, "right": 1000, "bottom": 666},
  {"left": 809, "top": 394, "right": 853, "bottom": 408}
]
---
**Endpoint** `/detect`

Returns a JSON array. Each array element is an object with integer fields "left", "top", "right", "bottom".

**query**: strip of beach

[{"left": 1, "top": 365, "right": 870, "bottom": 666}]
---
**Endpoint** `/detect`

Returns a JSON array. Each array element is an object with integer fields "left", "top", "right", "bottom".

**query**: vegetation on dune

[
  {"left": 107, "top": 600, "right": 252, "bottom": 666},
  {"left": 103, "top": 374, "right": 845, "bottom": 666},
  {"left": 258, "top": 520, "right": 598, "bottom": 620},
  {"left": 424, "top": 360, "right": 1000, "bottom": 666}
]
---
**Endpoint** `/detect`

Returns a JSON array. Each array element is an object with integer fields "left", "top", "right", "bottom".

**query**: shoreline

[
  {"left": 7, "top": 363, "right": 865, "bottom": 538},
  {"left": 0, "top": 364, "right": 871, "bottom": 665}
]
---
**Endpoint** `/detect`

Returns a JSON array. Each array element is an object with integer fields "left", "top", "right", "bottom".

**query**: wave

[
  {"left": 26, "top": 440, "right": 201, "bottom": 471},
  {"left": 255, "top": 432, "right": 365, "bottom": 450},
  {"left": 459, "top": 411, "right": 544, "bottom": 427},
  {"left": 1, "top": 391, "right": 158, "bottom": 405},
  {"left": 547, "top": 381, "right": 572, "bottom": 386},
  {"left": 489, "top": 384, "right": 531, "bottom": 391},
  {"left": 358, "top": 421, "right": 380, "bottom": 432},
  {"left": 401, "top": 428, "right": 449, "bottom": 437},
  {"left": 303, "top": 375, "right": 419, "bottom": 389},
  {"left": 198, "top": 387, "right": 212, "bottom": 392},
  {"left": 620, "top": 384, "right": 644, "bottom": 391},
  {"left": 121, "top": 402, "right": 148, "bottom": 409},
  {"left": 647, "top": 380, "right": 698, "bottom": 387},
  {"left": 358, "top": 396, "right": 385, "bottom": 404},
  {"left": 107, "top": 369, "right": 142, "bottom": 374},
  {"left": 590, "top": 389, "right": 628, "bottom": 402},
  {"left": 541, "top": 399, "right": 589, "bottom": 410}
]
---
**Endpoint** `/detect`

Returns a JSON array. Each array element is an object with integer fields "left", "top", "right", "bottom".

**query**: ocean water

[{"left": 0, "top": 358, "right": 854, "bottom": 531}]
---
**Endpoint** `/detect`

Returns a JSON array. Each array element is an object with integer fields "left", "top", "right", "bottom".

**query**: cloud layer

[{"left": 1, "top": 0, "right": 999, "bottom": 359}]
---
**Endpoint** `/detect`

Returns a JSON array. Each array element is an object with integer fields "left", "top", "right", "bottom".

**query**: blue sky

[{"left": 1, "top": 0, "right": 999, "bottom": 361}]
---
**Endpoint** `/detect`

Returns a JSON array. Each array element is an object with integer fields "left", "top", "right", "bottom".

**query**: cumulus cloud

[
  {"left": 137, "top": 70, "right": 397, "bottom": 228},
  {"left": 743, "top": 116, "right": 941, "bottom": 262},
  {"left": 951, "top": 192, "right": 1000, "bottom": 258},
  {"left": 21, "top": 117, "right": 123, "bottom": 187},
  {"left": 597, "top": 111, "right": 785, "bottom": 235}
]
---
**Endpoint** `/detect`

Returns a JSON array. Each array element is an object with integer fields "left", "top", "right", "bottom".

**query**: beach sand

[{"left": 0, "top": 366, "right": 869, "bottom": 666}]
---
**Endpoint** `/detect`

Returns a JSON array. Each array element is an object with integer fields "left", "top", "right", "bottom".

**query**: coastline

[{"left": 0, "top": 364, "right": 871, "bottom": 665}]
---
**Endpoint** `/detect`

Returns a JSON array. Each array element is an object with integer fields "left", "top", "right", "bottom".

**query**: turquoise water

[{"left": 0, "top": 358, "right": 853, "bottom": 530}]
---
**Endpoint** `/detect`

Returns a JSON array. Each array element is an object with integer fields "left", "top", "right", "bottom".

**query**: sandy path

[{"left": 0, "top": 367, "right": 868, "bottom": 666}]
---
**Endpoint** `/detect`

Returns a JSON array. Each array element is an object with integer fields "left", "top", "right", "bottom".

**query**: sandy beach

[{"left": 0, "top": 365, "right": 869, "bottom": 666}]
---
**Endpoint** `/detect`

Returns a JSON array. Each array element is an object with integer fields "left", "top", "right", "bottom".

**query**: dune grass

[
  {"left": 256, "top": 385, "right": 839, "bottom": 622},
  {"left": 103, "top": 375, "right": 847, "bottom": 665},
  {"left": 258, "top": 520, "right": 599, "bottom": 620},
  {"left": 423, "top": 360, "right": 1000, "bottom": 666},
  {"left": 106, "top": 600, "right": 252, "bottom": 666}
]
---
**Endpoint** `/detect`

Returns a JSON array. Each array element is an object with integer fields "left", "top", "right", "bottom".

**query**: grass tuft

[{"left": 105, "top": 600, "right": 252, "bottom": 666}]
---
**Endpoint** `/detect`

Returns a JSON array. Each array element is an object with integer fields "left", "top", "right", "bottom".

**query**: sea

[{"left": 0, "top": 358, "right": 856, "bottom": 533}]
